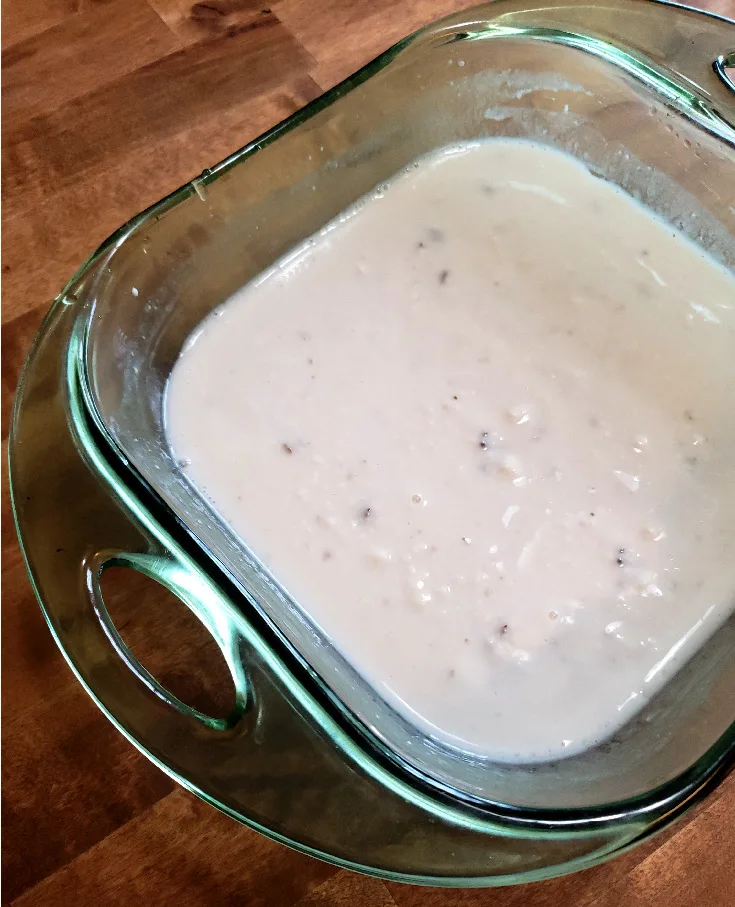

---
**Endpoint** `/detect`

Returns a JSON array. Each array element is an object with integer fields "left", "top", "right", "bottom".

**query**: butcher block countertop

[{"left": 2, "top": 0, "right": 734, "bottom": 904}]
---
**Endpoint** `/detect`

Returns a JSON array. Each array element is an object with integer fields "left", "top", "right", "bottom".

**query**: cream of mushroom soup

[{"left": 166, "top": 140, "right": 735, "bottom": 761}]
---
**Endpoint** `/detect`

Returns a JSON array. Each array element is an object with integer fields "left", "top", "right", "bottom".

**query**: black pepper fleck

[
  {"left": 438, "top": 269, "right": 450, "bottom": 285},
  {"left": 499, "top": 623, "right": 509, "bottom": 636},
  {"left": 616, "top": 548, "right": 626, "bottom": 566},
  {"left": 322, "top": 550, "right": 333, "bottom": 561},
  {"left": 361, "top": 506, "right": 372, "bottom": 521},
  {"left": 281, "top": 443, "right": 294, "bottom": 455},
  {"left": 479, "top": 431, "right": 489, "bottom": 450},
  {"left": 683, "top": 409, "right": 694, "bottom": 421}
]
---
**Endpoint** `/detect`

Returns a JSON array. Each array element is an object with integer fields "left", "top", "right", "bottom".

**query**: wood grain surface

[{"left": 2, "top": 0, "right": 734, "bottom": 903}]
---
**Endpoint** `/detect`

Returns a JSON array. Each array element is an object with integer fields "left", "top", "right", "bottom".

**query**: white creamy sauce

[{"left": 166, "top": 140, "right": 735, "bottom": 762}]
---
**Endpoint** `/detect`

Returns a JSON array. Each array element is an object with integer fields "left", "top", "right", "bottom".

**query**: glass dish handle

[
  {"left": 713, "top": 52, "right": 735, "bottom": 98},
  {"left": 84, "top": 548, "right": 249, "bottom": 731},
  {"left": 624, "top": 3, "right": 735, "bottom": 129},
  {"left": 486, "top": 0, "right": 735, "bottom": 131},
  {"left": 10, "top": 300, "right": 252, "bottom": 750}
]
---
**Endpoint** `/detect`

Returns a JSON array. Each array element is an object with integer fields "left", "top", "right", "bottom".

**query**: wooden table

[{"left": 3, "top": 1, "right": 734, "bottom": 903}]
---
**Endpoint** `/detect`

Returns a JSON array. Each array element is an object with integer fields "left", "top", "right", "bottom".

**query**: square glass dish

[{"left": 11, "top": 0, "right": 735, "bottom": 886}]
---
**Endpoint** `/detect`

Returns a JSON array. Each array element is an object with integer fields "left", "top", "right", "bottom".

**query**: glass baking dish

[{"left": 11, "top": 0, "right": 735, "bottom": 886}]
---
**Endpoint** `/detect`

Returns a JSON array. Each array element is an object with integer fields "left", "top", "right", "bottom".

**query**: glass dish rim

[{"left": 45, "top": 0, "right": 735, "bottom": 828}]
